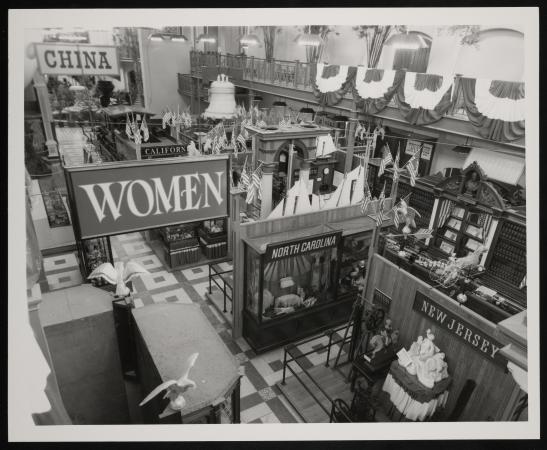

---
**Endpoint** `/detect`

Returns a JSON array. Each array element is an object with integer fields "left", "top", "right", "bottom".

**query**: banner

[
  {"left": 65, "top": 157, "right": 229, "bottom": 239},
  {"left": 413, "top": 292, "right": 505, "bottom": 367},
  {"left": 265, "top": 231, "right": 342, "bottom": 262},
  {"left": 35, "top": 43, "right": 120, "bottom": 76}
]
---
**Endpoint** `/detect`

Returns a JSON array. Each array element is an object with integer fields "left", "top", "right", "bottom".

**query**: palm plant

[
  {"left": 296, "top": 25, "right": 339, "bottom": 63},
  {"left": 353, "top": 25, "right": 407, "bottom": 68}
]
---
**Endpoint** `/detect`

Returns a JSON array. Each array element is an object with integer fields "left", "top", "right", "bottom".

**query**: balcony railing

[{"left": 188, "top": 50, "right": 473, "bottom": 121}]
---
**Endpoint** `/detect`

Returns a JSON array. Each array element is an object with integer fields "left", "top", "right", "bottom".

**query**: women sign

[{"left": 64, "top": 156, "right": 230, "bottom": 239}]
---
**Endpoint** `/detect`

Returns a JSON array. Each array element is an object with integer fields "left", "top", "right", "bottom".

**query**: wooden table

[
  {"left": 132, "top": 303, "right": 241, "bottom": 424},
  {"left": 382, "top": 360, "right": 452, "bottom": 422}
]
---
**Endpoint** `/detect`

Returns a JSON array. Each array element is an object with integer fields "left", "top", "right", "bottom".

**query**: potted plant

[{"left": 96, "top": 80, "right": 115, "bottom": 107}]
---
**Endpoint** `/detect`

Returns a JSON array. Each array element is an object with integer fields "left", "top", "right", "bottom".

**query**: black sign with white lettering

[
  {"left": 140, "top": 145, "right": 188, "bottom": 159},
  {"left": 264, "top": 231, "right": 342, "bottom": 262},
  {"left": 413, "top": 291, "right": 506, "bottom": 367}
]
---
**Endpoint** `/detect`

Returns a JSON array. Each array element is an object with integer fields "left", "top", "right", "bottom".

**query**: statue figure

[
  {"left": 403, "top": 329, "right": 449, "bottom": 389},
  {"left": 463, "top": 171, "right": 480, "bottom": 197}
]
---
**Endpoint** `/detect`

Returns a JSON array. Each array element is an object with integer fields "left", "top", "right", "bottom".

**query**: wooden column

[
  {"left": 231, "top": 193, "right": 245, "bottom": 338},
  {"left": 32, "top": 72, "right": 58, "bottom": 159},
  {"left": 344, "top": 120, "right": 357, "bottom": 174}
]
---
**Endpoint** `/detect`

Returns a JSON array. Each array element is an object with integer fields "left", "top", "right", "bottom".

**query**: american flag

[
  {"left": 378, "top": 144, "right": 393, "bottom": 177},
  {"left": 360, "top": 186, "right": 372, "bottom": 215},
  {"left": 437, "top": 200, "right": 454, "bottom": 229},
  {"left": 392, "top": 208, "right": 400, "bottom": 228},
  {"left": 252, "top": 167, "right": 262, "bottom": 201},
  {"left": 415, "top": 228, "right": 434, "bottom": 240},
  {"left": 257, "top": 119, "right": 267, "bottom": 128},
  {"left": 392, "top": 147, "right": 400, "bottom": 182},
  {"left": 373, "top": 182, "right": 386, "bottom": 226},
  {"left": 140, "top": 116, "right": 149, "bottom": 142},
  {"left": 237, "top": 133, "right": 247, "bottom": 150},
  {"left": 242, "top": 126, "right": 249, "bottom": 139},
  {"left": 406, "top": 151, "right": 419, "bottom": 186},
  {"left": 125, "top": 115, "right": 133, "bottom": 138},
  {"left": 239, "top": 168, "right": 250, "bottom": 190}
]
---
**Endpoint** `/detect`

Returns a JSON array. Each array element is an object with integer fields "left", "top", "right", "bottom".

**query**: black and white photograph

[{"left": 7, "top": 6, "right": 540, "bottom": 442}]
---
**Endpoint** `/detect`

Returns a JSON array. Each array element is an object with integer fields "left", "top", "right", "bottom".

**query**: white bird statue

[
  {"left": 395, "top": 198, "right": 422, "bottom": 234},
  {"left": 87, "top": 260, "right": 149, "bottom": 297},
  {"left": 139, "top": 352, "right": 199, "bottom": 419}
]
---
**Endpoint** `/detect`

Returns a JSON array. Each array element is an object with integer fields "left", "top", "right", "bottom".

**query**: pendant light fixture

[
  {"left": 296, "top": 25, "right": 323, "bottom": 47},
  {"left": 198, "top": 26, "right": 216, "bottom": 44},
  {"left": 298, "top": 104, "right": 315, "bottom": 122},
  {"left": 239, "top": 26, "right": 261, "bottom": 47},
  {"left": 385, "top": 29, "right": 429, "bottom": 50},
  {"left": 148, "top": 32, "right": 188, "bottom": 43}
]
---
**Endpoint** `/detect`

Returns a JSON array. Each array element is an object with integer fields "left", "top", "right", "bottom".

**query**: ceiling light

[
  {"left": 171, "top": 35, "right": 188, "bottom": 42},
  {"left": 149, "top": 33, "right": 164, "bottom": 42},
  {"left": 198, "top": 34, "right": 216, "bottom": 44},
  {"left": 240, "top": 34, "right": 261, "bottom": 46},
  {"left": 296, "top": 33, "right": 323, "bottom": 47},
  {"left": 385, "top": 31, "right": 429, "bottom": 49}
]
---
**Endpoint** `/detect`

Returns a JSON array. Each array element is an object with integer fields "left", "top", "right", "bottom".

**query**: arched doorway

[{"left": 272, "top": 140, "right": 307, "bottom": 208}]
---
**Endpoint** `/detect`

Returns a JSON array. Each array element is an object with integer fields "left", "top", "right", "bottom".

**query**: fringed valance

[
  {"left": 395, "top": 72, "right": 454, "bottom": 125},
  {"left": 460, "top": 77, "right": 525, "bottom": 142},
  {"left": 311, "top": 63, "right": 356, "bottom": 107},
  {"left": 352, "top": 68, "right": 404, "bottom": 115}
]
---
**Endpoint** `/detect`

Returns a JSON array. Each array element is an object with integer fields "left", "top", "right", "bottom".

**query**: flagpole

[{"left": 390, "top": 142, "right": 401, "bottom": 201}]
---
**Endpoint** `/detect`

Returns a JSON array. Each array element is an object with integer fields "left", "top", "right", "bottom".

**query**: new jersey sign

[{"left": 65, "top": 157, "right": 229, "bottom": 239}]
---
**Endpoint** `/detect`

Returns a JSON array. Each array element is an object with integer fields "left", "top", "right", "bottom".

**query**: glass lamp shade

[
  {"left": 148, "top": 33, "right": 164, "bottom": 42},
  {"left": 299, "top": 107, "right": 315, "bottom": 122},
  {"left": 240, "top": 33, "right": 261, "bottom": 46},
  {"left": 296, "top": 33, "right": 323, "bottom": 47},
  {"left": 385, "top": 32, "right": 429, "bottom": 49},
  {"left": 198, "top": 34, "right": 216, "bottom": 44}
]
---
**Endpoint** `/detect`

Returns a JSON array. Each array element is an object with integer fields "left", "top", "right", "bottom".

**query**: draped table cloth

[{"left": 382, "top": 360, "right": 452, "bottom": 421}]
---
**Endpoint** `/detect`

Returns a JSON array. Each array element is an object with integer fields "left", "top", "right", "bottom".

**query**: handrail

[
  {"left": 188, "top": 50, "right": 473, "bottom": 122},
  {"left": 208, "top": 262, "right": 233, "bottom": 314},
  {"left": 280, "top": 322, "right": 354, "bottom": 420}
]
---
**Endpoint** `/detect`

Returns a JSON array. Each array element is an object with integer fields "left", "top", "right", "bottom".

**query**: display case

[
  {"left": 338, "top": 231, "right": 373, "bottom": 297},
  {"left": 158, "top": 218, "right": 228, "bottom": 269},
  {"left": 242, "top": 226, "right": 356, "bottom": 353},
  {"left": 433, "top": 203, "right": 490, "bottom": 258}
]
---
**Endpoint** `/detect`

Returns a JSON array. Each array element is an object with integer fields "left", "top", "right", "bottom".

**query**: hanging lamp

[
  {"left": 149, "top": 32, "right": 188, "bottom": 42},
  {"left": 198, "top": 26, "right": 216, "bottom": 44},
  {"left": 452, "top": 137, "right": 472, "bottom": 154},
  {"left": 239, "top": 26, "right": 261, "bottom": 47},
  {"left": 385, "top": 30, "right": 429, "bottom": 50},
  {"left": 296, "top": 25, "right": 323, "bottom": 47},
  {"left": 299, "top": 104, "right": 315, "bottom": 122}
]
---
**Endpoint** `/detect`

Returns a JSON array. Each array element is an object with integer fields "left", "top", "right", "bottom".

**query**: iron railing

[
  {"left": 188, "top": 50, "right": 473, "bottom": 122},
  {"left": 280, "top": 323, "right": 354, "bottom": 420},
  {"left": 208, "top": 262, "right": 233, "bottom": 314}
]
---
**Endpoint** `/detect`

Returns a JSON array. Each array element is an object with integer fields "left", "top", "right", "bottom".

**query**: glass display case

[
  {"left": 338, "top": 231, "right": 373, "bottom": 296},
  {"left": 242, "top": 227, "right": 358, "bottom": 353}
]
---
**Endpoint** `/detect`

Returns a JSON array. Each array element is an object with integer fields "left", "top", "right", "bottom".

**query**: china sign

[
  {"left": 35, "top": 43, "right": 120, "bottom": 76},
  {"left": 65, "top": 157, "right": 229, "bottom": 239},
  {"left": 265, "top": 231, "right": 342, "bottom": 262}
]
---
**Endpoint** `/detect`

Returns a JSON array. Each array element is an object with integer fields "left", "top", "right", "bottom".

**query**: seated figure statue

[{"left": 404, "top": 329, "right": 449, "bottom": 389}]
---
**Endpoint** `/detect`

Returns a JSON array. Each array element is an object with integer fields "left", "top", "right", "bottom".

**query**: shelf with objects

[
  {"left": 147, "top": 217, "right": 230, "bottom": 271},
  {"left": 380, "top": 161, "right": 526, "bottom": 325}
]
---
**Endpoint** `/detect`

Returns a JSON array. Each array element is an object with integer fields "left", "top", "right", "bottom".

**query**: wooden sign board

[
  {"left": 413, "top": 291, "right": 506, "bottom": 367},
  {"left": 35, "top": 43, "right": 120, "bottom": 76}
]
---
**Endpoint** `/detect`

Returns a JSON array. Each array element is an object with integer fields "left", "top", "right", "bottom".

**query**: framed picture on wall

[
  {"left": 444, "top": 229, "right": 458, "bottom": 242},
  {"left": 452, "top": 206, "right": 465, "bottom": 219},
  {"left": 439, "top": 240, "right": 455, "bottom": 255},
  {"left": 447, "top": 218, "right": 462, "bottom": 230}
]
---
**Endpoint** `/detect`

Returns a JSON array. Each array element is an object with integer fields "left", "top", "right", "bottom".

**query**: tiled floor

[{"left": 40, "top": 231, "right": 351, "bottom": 424}]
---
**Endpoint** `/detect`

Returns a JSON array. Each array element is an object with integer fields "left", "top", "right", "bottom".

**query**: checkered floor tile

[{"left": 41, "top": 232, "right": 355, "bottom": 423}]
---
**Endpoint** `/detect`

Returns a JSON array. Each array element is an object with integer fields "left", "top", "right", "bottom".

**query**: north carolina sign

[
  {"left": 65, "top": 157, "right": 229, "bottom": 239},
  {"left": 265, "top": 231, "right": 342, "bottom": 262},
  {"left": 35, "top": 43, "right": 120, "bottom": 76}
]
